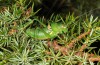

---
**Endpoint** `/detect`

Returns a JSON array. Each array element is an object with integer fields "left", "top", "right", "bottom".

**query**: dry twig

[{"left": 67, "top": 31, "right": 90, "bottom": 49}]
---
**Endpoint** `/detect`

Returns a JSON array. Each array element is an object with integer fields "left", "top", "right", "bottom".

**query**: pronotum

[{"left": 26, "top": 22, "right": 67, "bottom": 40}]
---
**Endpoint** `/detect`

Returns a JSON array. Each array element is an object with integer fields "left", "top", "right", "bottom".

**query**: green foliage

[{"left": 0, "top": 0, "right": 100, "bottom": 65}]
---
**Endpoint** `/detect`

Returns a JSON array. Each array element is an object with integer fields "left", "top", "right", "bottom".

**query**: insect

[{"left": 26, "top": 22, "right": 67, "bottom": 40}]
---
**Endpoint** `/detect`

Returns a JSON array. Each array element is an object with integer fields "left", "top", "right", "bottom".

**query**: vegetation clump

[{"left": 0, "top": 0, "right": 100, "bottom": 65}]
